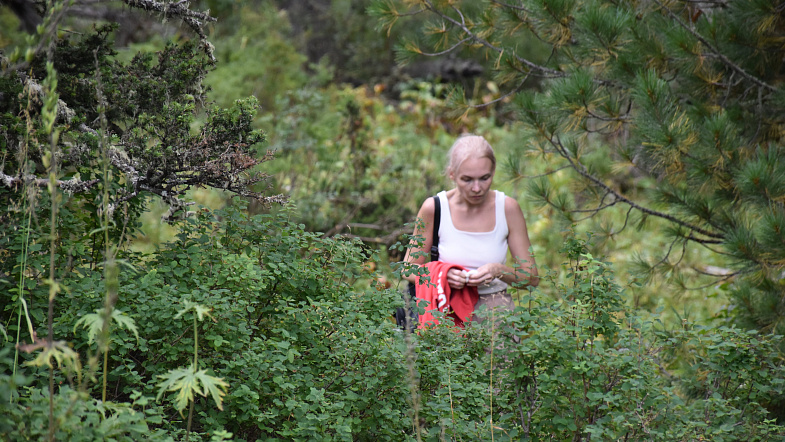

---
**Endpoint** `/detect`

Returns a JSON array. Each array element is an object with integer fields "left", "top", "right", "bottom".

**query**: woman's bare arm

[
  {"left": 402, "top": 197, "right": 436, "bottom": 283},
  {"left": 502, "top": 196, "right": 539, "bottom": 287}
]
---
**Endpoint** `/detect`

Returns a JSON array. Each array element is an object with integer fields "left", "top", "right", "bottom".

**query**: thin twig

[{"left": 418, "top": 37, "right": 472, "bottom": 57}]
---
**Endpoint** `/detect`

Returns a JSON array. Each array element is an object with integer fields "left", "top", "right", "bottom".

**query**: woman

[{"left": 403, "top": 134, "right": 538, "bottom": 324}]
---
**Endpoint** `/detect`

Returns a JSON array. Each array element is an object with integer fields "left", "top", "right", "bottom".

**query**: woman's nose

[{"left": 471, "top": 181, "right": 480, "bottom": 191}]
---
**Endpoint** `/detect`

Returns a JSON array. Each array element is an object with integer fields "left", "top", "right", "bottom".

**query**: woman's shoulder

[
  {"left": 492, "top": 190, "right": 518, "bottom": 209},
  {"left": 503, "top": 195, "right": 525, "bottom": 218},
  {"left": 418, "top": 193, "right": 441, "bottom": 218},
  {"left": 421, "top": 195, "right": 436, "bottom": 210},
  {"left": 502, "top": 194, "right": 520, "bottom": 207}
]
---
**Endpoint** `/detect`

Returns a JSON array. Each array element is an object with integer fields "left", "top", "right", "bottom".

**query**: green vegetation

[
  {"left": 373, "top": 0, "right": 785, "bottom": 337},
  {"left": 1, "top": 0, "right": 784, "bottom": 440}
]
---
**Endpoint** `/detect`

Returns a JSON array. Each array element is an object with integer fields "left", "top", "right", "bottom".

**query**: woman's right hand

[{"left": 447, "top": 268, "right": 469, "bottom": 290}]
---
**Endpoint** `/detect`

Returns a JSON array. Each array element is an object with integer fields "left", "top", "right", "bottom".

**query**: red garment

[{"left": 414, "top": 261, "right": 479, "bottom": 329}]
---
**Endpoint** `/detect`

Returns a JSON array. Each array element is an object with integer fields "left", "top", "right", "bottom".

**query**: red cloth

[{"left": 414, "top": 261, "right": 479, "bottom": 329}]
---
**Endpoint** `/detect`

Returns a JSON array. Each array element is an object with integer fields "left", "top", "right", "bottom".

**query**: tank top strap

[
  {"left": 436, "top": 191, "right": 450, "bottom": 237},
  {"left": 495, "top": 190, "right": 508, "bottom": 237}
]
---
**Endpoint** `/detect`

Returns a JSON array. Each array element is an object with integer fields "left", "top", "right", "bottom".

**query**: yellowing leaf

[
  {"left": 175, "top": 300, "right": 214, "bottom": 322},
  {"left": 157, "top": 364, "right": 229, "bottom": 416},
  {"left": 74, "top": 309, "right": 139, "bottom": 344}
]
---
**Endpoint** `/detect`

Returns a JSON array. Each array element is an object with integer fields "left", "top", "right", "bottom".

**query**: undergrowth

[{"left": 3, "top": 202, "right": 784, "bottom": 440}]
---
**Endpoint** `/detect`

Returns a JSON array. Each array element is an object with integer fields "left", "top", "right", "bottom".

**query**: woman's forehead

[{"left": 456, "top": 156, "right": 494, "bottom": 175}]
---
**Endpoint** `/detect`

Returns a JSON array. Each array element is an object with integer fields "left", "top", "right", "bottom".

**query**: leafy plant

[
  {"left": 74, "top": 309, "right": 139, "bottom": 346},
  {"left": 157, "top": 301, "right": 229, "bottom": 441},
  {"left": 157, "top": 302, "right": 229, "bottom": 414}
]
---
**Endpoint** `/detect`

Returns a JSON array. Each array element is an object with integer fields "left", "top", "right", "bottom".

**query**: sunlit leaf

[
  {"left": 175, "top": 300, "right": 214, "bottom": 322},
  {"left": 24, "top": 340, "right": 80, "bottom": 372},
  {"left": 194, "top": 369, "right": 230, "bottom": 411},
  {"left": 157, "top": 364, "right": 229, "bottom": 416},
  {"left": 74, "top": 309, "right": 140, "bottom": 344}
]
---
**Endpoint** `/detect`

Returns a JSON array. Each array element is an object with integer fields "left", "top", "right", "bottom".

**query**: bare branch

[
  {"left": 614, "top": 205, "right": 635, "bottom": 236},
  {"left": 0, "top": 170, "right": 101, "bottom": 193},
  {"left": 419, "top": 37, "right": 472, "bottom": 57},
  {"left": 159, "top": 193, "right": 195, "bottom": 223},
  {"left": 682, "top": 269, "right": 742, "bottom": 290},
  {"left": 121, "top": 0, "right": 217, "bottom": 61},
  {"left": 649, "top": 235, "right": 684, "bottom": 270},
  {"left": 342, "top": 226, "right": 411, "bottom": 246},
  {"left": 470, "top": 75, "right": 530, "bottom": 110},
  {"left": 15, "top": 74, "right": 77, "bottom": 126}
]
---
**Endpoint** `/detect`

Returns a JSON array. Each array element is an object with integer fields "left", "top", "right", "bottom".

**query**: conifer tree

[
  {"left": 0, "top": 0, "right": 285, "bottom": 299},
  {"left": 373, "top": 0, "right": 785, "bottom": 337}
]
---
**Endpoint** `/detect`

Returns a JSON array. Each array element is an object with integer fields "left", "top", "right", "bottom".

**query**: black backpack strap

[
  {"left": 430, "top": 195, "right": 440, "bottom": 262},
  {"left": 399, "top": 194, "right": 441, "bottom": 332}
]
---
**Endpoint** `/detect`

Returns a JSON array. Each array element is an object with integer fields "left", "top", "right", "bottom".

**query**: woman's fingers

[
  {"left": 445, "top": 268, "right": 466, "bottom": 289},
  {"left": 446, "top": 268, "right": 496, "bottom": 288},
  {"left": 467, "top": 267, "right": 494, "bottom": 285}
]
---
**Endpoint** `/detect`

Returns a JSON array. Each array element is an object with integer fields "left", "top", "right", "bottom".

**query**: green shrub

[
  {"left": 4, "top": 201, "right": 785, "bottom": 440},
  {"left": 487, "top": 235, "right": 785, "bottom": 441}
]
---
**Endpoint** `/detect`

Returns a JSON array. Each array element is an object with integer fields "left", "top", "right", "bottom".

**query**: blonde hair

[{"left": 445, "top": 134, "right": 496, "bottom": 177}]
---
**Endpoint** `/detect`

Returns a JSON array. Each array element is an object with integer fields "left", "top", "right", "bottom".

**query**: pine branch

[
  {"left": 489, "top": 0, "right": 533, "bottom": 13},
  {"left": 420, "top": 0, "right": 563, "bottom": 79},
  {"left": 652, "top": 0, "right": 774, "bottom": 92},
  {"left": 549, "top": 136, "right": 725, "bottom": 241}
]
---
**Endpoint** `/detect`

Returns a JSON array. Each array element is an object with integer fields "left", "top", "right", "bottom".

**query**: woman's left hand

[{"left": 466, "top": 264, "right": 499, "bottom": 286}]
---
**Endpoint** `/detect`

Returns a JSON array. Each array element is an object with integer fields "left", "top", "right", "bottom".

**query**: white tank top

[{"left": 437, "top": 190, "right": 509, "bottom": 294}]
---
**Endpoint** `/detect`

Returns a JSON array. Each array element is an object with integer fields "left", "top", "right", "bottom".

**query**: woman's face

[{"left": 450, "top": 156, "right": 495, "bottom": 205}]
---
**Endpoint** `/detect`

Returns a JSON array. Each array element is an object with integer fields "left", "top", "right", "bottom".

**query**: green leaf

[
  {"left": 157, "top": 366, "right": 199, "bottom": 413},
  {"left": 25, "top": 340, "right": 80, "bottom": 371},
  {"left": 175, "top": 300, "right": 214, "bottom": 322},
  {"left": 74, "top": 309, "right": 139, "bottom": 344},
  {"left": 157, "top": 364, "right": 229, "bottom": 416},
  {"left": 194, "top": 368, "right": 230, "bottom": 411}
]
